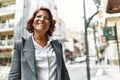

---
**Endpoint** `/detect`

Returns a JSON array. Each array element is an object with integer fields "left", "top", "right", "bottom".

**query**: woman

[{"left": 8, "top": 7, "right": 70, "bottom": 80}]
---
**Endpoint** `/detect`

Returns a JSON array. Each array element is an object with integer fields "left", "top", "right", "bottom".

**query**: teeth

[{"left": 37, "top": 23, "right": 45, "bottom": 26}]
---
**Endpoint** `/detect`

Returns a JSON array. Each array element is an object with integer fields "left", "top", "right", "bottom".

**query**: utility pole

[
  {"left": 83, "top": 0, "right": 100, "bottom": 80},
  {"left": 114, "top": 23, "right": 120, "bottom": 72},
  {"left": 83, "top": 0, "right": 90, "bottom": 80}
]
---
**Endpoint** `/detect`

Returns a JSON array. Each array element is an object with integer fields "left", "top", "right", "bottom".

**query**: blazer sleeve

[
  {"left": 60, "top": 44, "right": 71, "bottom": 80},
  {"left": 8, "top": 40, "right": 22, "bottom": 80},
  {"left": 61, "top": 57, "right": 71, "bottom": 80}
]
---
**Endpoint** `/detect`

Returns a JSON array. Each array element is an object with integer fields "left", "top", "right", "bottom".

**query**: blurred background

[{"left": 0, "top": 0, "right": 120, "bottom": 80}]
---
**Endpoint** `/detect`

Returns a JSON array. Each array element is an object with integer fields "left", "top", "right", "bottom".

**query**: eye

[
  {"left": 35, "top": 14, "right": 50, "bottom": 21},
  {"left": 36, "top": 15, "right": 42, "bottom": 18},
  {"left": 44, "top": 16, "right": 50, "bottom": 20}
]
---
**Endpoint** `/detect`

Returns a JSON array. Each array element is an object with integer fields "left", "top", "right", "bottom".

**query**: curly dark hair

[{"left": 26, "top": 7, "right": 56, "bottom": 36}]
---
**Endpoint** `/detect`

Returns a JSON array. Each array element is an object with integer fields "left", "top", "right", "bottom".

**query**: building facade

[
  {"left": 98, "top": 0, "right": 120, "bottom": 65},
  {"left": 0, "top": 0, "right": 15, "bottom": 66}
]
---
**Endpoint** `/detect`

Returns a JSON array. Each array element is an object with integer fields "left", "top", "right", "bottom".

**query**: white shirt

[{"left": 32, "top": 36, "right": 57, "bottom": 80}]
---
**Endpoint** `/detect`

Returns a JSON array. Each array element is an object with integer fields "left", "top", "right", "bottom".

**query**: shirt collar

[{"left": 32, "top": 35, "right": 54, "bottom": 48}]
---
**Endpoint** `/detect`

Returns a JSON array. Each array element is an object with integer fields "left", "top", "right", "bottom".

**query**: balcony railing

[
  {"left": 0, "top": 23, "right": 14, "bottom": 29},
  {"left": 0, "top": 40, "right": 5, "bottom": 46},
  {"left": 7, "top": 39, "right": 13, "bottom": 45},
  {"left": 0, "top": 4, "right": 15, "bottom": 14},
  {"left": 0, "top": 39, "right": 13, "bottom": 46}
]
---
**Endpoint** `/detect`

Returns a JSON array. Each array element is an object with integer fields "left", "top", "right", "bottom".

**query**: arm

[
  {"left": 61, "top": 56, "right": 71, "bottom": 80},
  {"left": 51, "top": 40, "right": 71, "bottom": 80},
  {"left": 60, "top": 44, "right": 71, "bottom": 80},
  {"left": 8, "top": 41, "right": 21, "bottom": 80}
]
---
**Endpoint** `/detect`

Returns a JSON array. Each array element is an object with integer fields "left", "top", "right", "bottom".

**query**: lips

[
  {"left": 37, "top": 23, "right": 46, "bottom": 27},
  {"left": 36, "top": 21, "right": 45, "bottom": 25}
]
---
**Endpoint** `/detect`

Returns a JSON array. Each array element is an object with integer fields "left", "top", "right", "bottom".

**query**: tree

[{"left": 88, "top": 21, "right": 99, "bottom": 63}]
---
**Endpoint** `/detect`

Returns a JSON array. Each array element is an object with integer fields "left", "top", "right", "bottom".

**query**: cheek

[
  {"left": 33, "top": 19, "right": 38, "bottom": 24},
  {"left": 32, "top": 20, "right": 36, "bottom": 27},
  {"left": 48, "top": 23, "right": 51, "bottom": 27},
  {"left": 47, "top": 22, "right": 51, "bottom": 28}
]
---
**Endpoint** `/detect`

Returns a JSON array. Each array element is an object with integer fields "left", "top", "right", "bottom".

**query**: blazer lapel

[
  {"left": 51, "top": 40, "right": 62, "bottom": 80},
  {"left": 51, "top": 40, "right": 62, "bottom": 65},
  {"left": 23, "top": 36, "right": 37, "bottom": 77}
]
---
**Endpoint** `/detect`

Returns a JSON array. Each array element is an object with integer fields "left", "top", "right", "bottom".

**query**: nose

[{"left": 40, "top": 16, "right": 44, "bottom": 21}]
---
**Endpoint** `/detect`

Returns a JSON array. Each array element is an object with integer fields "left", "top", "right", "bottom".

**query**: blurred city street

[
  {"left": 0, "top": 58, "right": 120, "bottom": 80},
  {"left": 1, "top": 0, "right": 120, "bottom": 80}
]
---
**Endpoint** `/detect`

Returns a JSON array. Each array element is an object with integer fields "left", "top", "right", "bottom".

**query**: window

[
  {"left": 1, "top": 20, "right": 6, "bottom": 29},
  {"left": 8, "top": 19, "right": 14, "bottom": 28},
  {"left": 8, "top": 35, "right": 13, "bottom": 45},
  {"left": 0, "top": 35, "right": 6, "bottom": 46},
  {"left": 9, "top": 3, "right": 15, "bottom": 11}
]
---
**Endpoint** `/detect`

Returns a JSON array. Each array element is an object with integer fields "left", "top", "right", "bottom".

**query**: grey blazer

[{"left": 8, "top": 36, "right": 70, "bottom": 80}]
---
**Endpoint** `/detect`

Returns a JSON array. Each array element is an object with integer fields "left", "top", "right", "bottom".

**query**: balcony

[
  {"left": 0, "top": 39, "right": 14, "bottom": 49},
  {"left": 0, "top": 23, "right": 14, "bottom": 32},
  {"left": 7, "top": 39, "right": 14, "bottom": 45},
  {"left": 106, "top": 0, "right": 120, "bottom": 14},
  {"left": 0, "top": 4, "right": 15, "bottom": 16},
  {"left": 0, "top": 0, "right": 15, "bottom": 3},
  {"left": 0, "top": 40, "right": 5, "bottom": 46}
]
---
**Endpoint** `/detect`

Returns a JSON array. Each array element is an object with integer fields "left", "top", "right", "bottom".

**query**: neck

[
  {"left": 33, "top": 31, "right": 48, "bottom": 40},
  {"left": 33, "top": 33, "right": 49, "bottom": 47},
  {"left": 34, "top": 34, "right": 48, "bottom": 41}
]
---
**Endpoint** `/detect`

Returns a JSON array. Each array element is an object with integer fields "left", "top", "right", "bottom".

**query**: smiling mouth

[{"left": 37, "top": 23, "right": 46, "bottom": 26}]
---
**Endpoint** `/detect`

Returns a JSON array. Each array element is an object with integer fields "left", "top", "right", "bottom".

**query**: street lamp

[
  {"left": 86, "top": 0, "right": 100, "bottom": 28},
  {"left": 83, "top": 0, "right": 100, "bottom": 80},
  {"left": 93, "top": 0, "right": 100, "bottom": 8}
]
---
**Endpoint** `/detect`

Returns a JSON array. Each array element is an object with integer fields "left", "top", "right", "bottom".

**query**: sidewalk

[
  {"left": 0, "top": 66, "right": 10, "bottom": 80},
  {"left": 0, "top": 65, "right": 120, "bottom": 80},
  {"left": 0, "top": 66, "right": 10, "bottom": 74},
  {"left": 67, "top": 63, "right": 120, "bottom": 80},
  {"left": 0, "top": 73, "right": 7, "bottom": 80},
  {"left": 91, "top": 73, "right": 120, "bottom": 80}
]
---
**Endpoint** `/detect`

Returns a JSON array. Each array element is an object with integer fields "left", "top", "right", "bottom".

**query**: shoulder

[
  {"left": 14, "top": 36, "right": 31, "bottom": 47},
  {"left": 52, "top": 39, "right": 61, "bottom": 45},
  {"left": 51, "top": 39, "right": 62, "bottom": 48}
]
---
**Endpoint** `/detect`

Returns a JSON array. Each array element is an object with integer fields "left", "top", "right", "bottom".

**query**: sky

[{"left": 55, "top": 0, "right": 97, "bottom": 32}]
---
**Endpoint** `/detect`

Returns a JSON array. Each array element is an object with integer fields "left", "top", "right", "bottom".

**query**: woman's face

[{"left": 33, "top": 10, "right": 51, "bottom": 34}]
